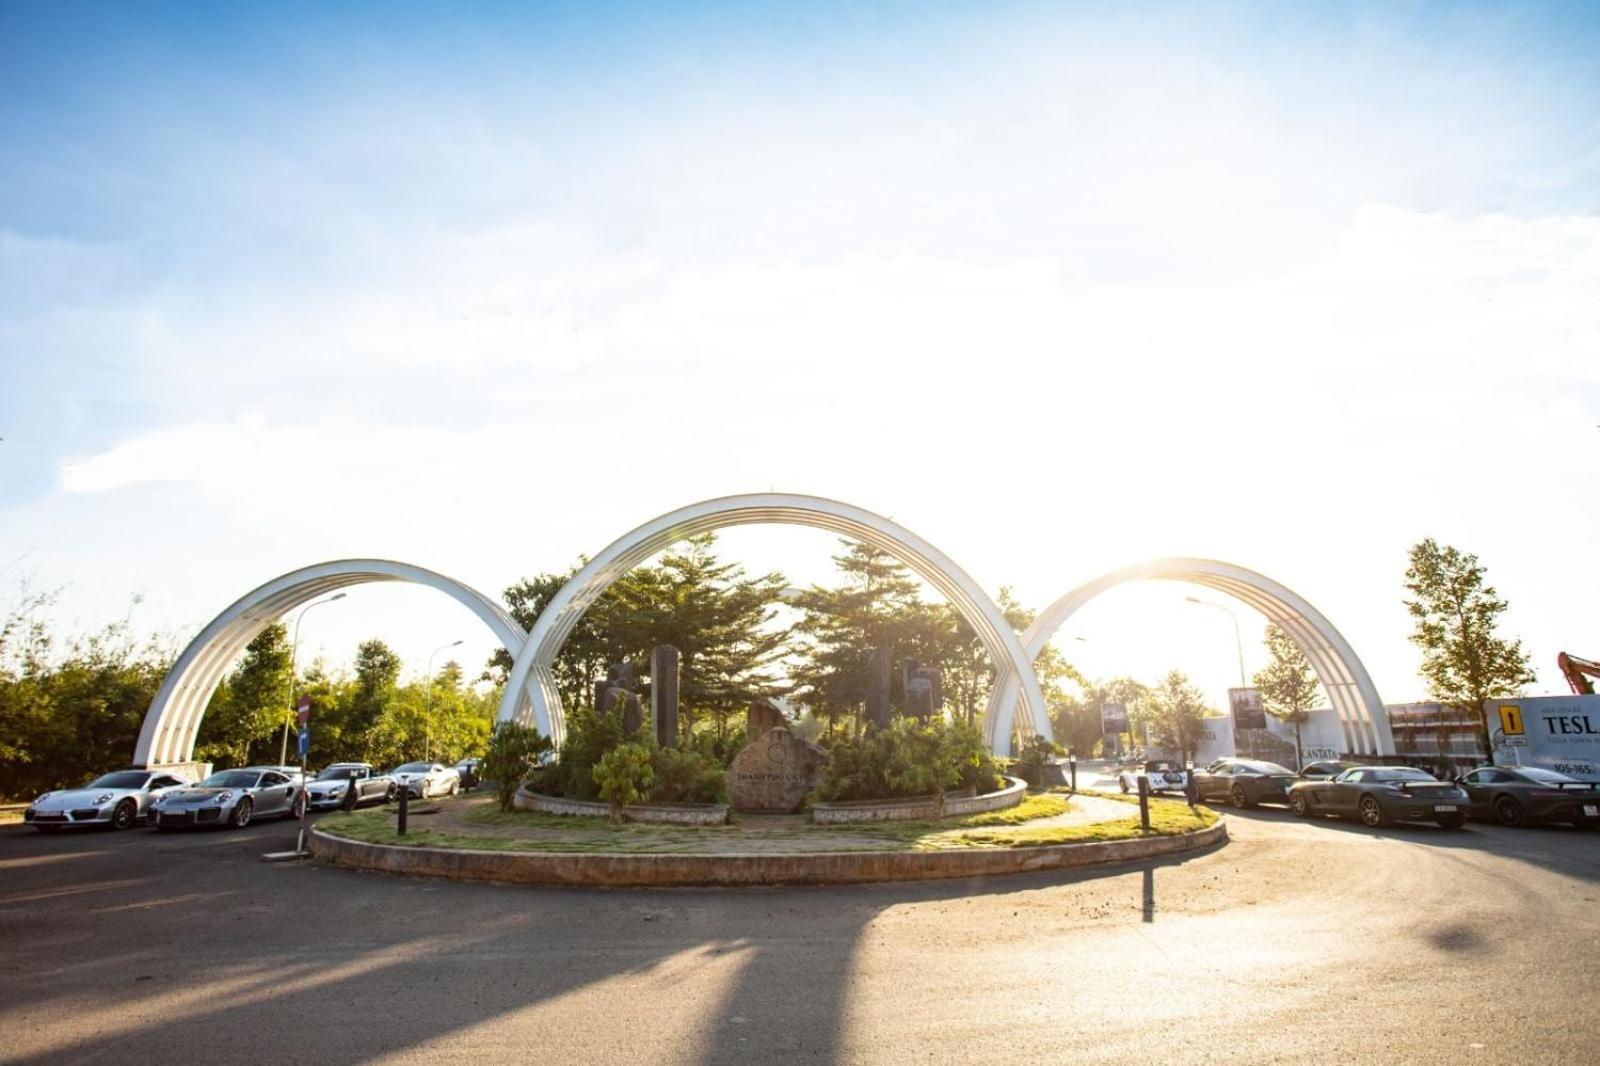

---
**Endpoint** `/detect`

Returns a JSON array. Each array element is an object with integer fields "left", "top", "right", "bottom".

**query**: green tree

[
  {"left": 482, "top": 720, "right": 552, "bottom": 811},
  {"left": 196, "top": 623, "right": 291, "bottom": 768},
  {"left": 593, "top": 742, "right": 654, "bottom": 821},
  {"left": 1404, "top": 539, "right": 1535, "bottom": 755},
  {"left": 1252, "top": 624, "right": 1323, "bottom": 769},
  {"left": 349, "top": 639, "right": 402, "bottom": 762},
  {"left": 1144, "top": 670, "right": 1211, "bottom": 764}
]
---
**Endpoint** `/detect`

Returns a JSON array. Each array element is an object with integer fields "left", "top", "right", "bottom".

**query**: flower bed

[
  {"left": 515, "top": 785, "right": 729, "bottom": 826},
  {"left": 810, "top": 775, "right": 1026, "bottom": 824}
]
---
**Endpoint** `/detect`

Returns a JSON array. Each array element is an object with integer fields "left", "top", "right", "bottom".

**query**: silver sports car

[
  {"left": 24, "top": 770, "right": 190, "bottom": 831},
  {"left": 149, "top": 768, "right": 304, "bottom": 830}
]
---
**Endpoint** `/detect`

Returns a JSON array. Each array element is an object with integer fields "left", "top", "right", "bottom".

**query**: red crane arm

[{"left": 1557, "top": 652, "right": 1600, "bottom": 696}]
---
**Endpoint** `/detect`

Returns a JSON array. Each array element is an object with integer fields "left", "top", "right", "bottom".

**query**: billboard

[
  {"left": 1484, "top": 696, "right": 1600, "bottom": 782},
  {"left": 1101, "top": 702, "right": 1129, "bottom": 734},
  {"left": 1229, "top": 687, "right": 1266, "bottom": 731}
]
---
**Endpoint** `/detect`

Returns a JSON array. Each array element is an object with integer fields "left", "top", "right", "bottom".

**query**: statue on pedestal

[{"left": 595, "top": 661, "right": 644, "bottom": 737}]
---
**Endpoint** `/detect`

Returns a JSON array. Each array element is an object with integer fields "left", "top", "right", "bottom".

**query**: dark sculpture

[
  {"left": 596, "top": 661, "right": 644, "bottom": 737},
  {"left": 903, "top": 659, "right": 943, "bottom": 719}
]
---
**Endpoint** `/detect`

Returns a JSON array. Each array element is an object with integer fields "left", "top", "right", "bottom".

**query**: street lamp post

[
  {"left": 423, "top": 639, "right": 463, "bottom": 762},
  {"left": 280, "top": 592, "right": 348, "bottom": 766},
  {"left": 1185, "top": 595, "right": 1250, "bottom": 757}
]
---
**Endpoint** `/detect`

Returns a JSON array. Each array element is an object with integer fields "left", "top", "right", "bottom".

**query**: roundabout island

[{"left": 308, "top": 784, "right": 1224, "bottom": 887}]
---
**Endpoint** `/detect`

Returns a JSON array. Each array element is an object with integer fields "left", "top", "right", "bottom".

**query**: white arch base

[
  {"left": 984, "top": 558, "right": 1394, "bottom": 757},
  {"left": 496, "top": 493, "right": 1053, "bottom": 756},
  {"left": 134, "top": 560, "right": 528, "bottom": 767}
]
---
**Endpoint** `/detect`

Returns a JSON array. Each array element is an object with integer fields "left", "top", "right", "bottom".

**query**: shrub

[
  {"left": 1013, "top": 735, "right": 1065, "bottom": 790},
  {"left": 649, "top": 745, "right": 729, "bottom": 805},
  {"left": 816, "top": 717, "right": 1000, "bottom": 807},
  {"left": 551, "top": 705, "right": 625, "bottom": 801},
  {"left": 481, "top": 721, "right": 553, "bottom": 812},
  {"left": 593, "top": 742, "right": 655, "bottom": 822}
]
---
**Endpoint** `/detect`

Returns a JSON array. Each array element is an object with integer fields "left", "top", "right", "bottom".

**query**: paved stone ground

[{"left": 352, "top": 790, "right": 1140, "bottom": 854}]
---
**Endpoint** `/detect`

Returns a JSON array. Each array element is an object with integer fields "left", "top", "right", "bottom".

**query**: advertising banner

[
  {"left": 1229, "top": 687, "right": 1266, "bottom": 731},
  {"left": 1101, "top": 702, "right": 1129, "bottom": 734},
  {"left": 1484, "top": 696, "right": 1600, "bottom": 782}
]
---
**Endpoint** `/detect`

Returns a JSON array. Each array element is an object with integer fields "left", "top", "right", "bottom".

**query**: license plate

[
  {"left": 1584, "top": 805, "right": 1598, "bottom": 817},
  {"left": 1433, "top": 805, "right": 1458, "bottom": 813}
]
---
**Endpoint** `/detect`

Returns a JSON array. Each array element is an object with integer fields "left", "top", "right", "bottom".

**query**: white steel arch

[
  {"left": 134, "top": 560, "right": 527, "bottom": 767},
  {"left": 496, "top": 493, "right": 1053, "bottom": 756},
  {"left": 983, "top": 558, "right": 1394, "bottom": 756}
]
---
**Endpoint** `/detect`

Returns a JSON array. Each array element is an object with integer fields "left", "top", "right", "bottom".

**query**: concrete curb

[{"left": 308, "top": 817, "right": 1227, "bottom": 888}]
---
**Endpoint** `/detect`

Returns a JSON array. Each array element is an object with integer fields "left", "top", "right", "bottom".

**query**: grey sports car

[
  {"left": 306, "top": 763, "right": 395, "bottom": 810},
  {"left": 1287, "top": 765, "right": 1469, "bottom": 829},
  {"left": 148, "top": 768, "right": 304, "bottom": 829},
  {"left": 1456, "top": 766, "right": 1600, "bottom": 828},
  {"left": 23, "top": 770, "right": 190, "bottom": 831},
  {"left": 1192, "top": 759, "right": 1299, "bottom": 808}
]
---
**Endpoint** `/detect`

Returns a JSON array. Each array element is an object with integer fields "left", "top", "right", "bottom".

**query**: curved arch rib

[
  {"left": 496, "top": 493, "right": 1052, "bottom": 756},
  {"left": 134, "top": 560, "right": 527, "bottom": 767},
  {"left": 982, "top": 558, "right": 1393, "bottom": 757}
]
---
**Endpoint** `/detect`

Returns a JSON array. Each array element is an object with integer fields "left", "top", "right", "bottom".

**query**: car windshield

[
  {"left": 1517, "top": 768, "right": 1578, "bottom": 784},
  {"left": 87, "top": 772, "right": 149, "bottom": 789},
  {"left": 1371, "top": 768, "right": 1436, "bottom": 782},
  {"left": 1241, "top": 762, "right": 1294, "bottom": 775},
  {"left": 396, "top": 762, "right": 432, "bottom": 773},
  {"left": 317, "top": 766, "right": 363, "bottom": 780},
  {"left": 199, "top": 771, "right": 260, "bottom": 788}
]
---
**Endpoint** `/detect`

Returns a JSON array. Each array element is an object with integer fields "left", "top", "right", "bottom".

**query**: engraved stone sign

[{"left": 727, "top": 726, "right": 831, "bottom": 814}]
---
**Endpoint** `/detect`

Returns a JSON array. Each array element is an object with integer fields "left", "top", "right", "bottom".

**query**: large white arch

[
  {"left": 496, "top": 493, "right": 1052, "bottom": 756},
  {"left": 134, "top": 560, "right": 527, "bottom": 768},
  {"left": 983, "top": 558, "right": 1394, "bottom": 756}
]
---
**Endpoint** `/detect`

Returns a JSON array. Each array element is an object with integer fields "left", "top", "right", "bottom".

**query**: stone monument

[
  {"left": 727, "top": 727, "right": 831, "bottom": 814},
  {"left": 903, "top": 660, "right": 943, "bottom": 719},
  {"left": 595, "top": 661, "right": 644, "bottom": 737},
  {"left": 865, "top": 646, "right": 891, "bottom": 730},
  {"left": 651, "top": 644, "right": 679, "bottom": 748},
  {"left": 746, "top": 698, "right": 786, "bottom": 740}
]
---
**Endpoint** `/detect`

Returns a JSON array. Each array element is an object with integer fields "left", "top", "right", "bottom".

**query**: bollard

[
  {"left": 1137, "top": 775, "right": 1151, "bottom": 830},
  {"left": 397, "top": 785, "right": 409, "bottom": 836},
  {"left": 1069, "top": 756, "right": 1078, "bottom": 794}
]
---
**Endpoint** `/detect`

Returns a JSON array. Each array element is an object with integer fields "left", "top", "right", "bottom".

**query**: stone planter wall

[
  {"left": 809, "top": 775, "right": 1026, "bottom": 824},
  {"left": 515, "top": 786, "right": 729, "bottom": 826}
]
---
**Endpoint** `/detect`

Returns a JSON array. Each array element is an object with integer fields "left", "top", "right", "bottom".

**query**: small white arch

[
  {"left": 134, "top": 560, "right": 527, "bottom": 767},
  {"left": 983, "top": 558, "right": 1394, "bottom": 756},
  {"left": 496, "top": 493, "right": 1052, "bottom": 756}
]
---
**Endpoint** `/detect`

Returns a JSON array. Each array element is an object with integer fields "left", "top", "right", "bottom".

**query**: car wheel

[
  {"left": 111, "top": 799, "right": 138, "bottom": 830},
  {"left": 230, "top": 798, "right": 253, "bottom": 829},
  {"left": 1493, "top": 796, "right": 1526, "bottom": 828},
  {"left": 449, "top": 780, "right": 459, "bottom": 797},
  {"left": 1436, "top": 813, "right": 1467, "bottom": 829},
  {"left": 1289, "top": 793, "right": 1309, "bottom": 818},
  {"left": 1230, "top": 784, "right": 1253, "bottom": 809},
  {"left": 291, "top": 792, "right": 307, "bottom": 819},
  {"left": 385, "top": 784, "right": 396, "bottom": 804},
  {"left": 342, "top": 787, "right": 359, "bottom": 811},
  {"left": 1119, "top": 777, "right": 1130, "bottom": 794},
  {"left": 1358, "top": 795, "right": 1388, "bottom": 828}
]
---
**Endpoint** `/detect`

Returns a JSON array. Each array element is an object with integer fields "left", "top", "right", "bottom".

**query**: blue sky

[{"left": 3, "top": 1, "right": 1598, "bottom": 709}]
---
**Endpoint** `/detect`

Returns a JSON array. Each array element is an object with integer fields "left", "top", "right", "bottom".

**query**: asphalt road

[{"left": 1, "top": 801, "right": 1596, "bottom": 1065}]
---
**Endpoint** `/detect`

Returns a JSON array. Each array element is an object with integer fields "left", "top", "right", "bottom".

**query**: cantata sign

[{"left": 1485, "top": 695, "right": 1600, "bottom": 782}]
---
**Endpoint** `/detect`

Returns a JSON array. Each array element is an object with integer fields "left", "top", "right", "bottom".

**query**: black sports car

[
  {"left": 1456, "top": 766, "right": 1600, "bottom": 828},
  {"left": 1287, "top": 766, "right": 1469, "bottom": 829},
  {"left": 1191, "top": 759, "right": 1298, "bottom": 808}
]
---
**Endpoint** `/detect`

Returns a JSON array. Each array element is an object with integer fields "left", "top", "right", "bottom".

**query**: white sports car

[
  {"left": 24, "top": 770, "right": 190, "bottom": 831},
  {"left": 391, "top": 761, "right": 461, "bottom": 799},
  {"left": 1118, "top": 760, "right": 1189, "bottom": 795}
]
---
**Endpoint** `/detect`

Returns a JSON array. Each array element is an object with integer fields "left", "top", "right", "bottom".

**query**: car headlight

[
  {"left": 93, "top": 793, "right": 114, "bottom": 805},
  {"left": 213, "top": 792, "right": 233, "bottom": 804}
]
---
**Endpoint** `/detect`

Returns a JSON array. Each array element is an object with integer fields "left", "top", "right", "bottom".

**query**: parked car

[
  {"left": 1297, "top": 760, "right": 1356, "bottom": 781},
  {"left": 148, "top": 768, "right": 304, "bottom": 829},
  {"left": 306, "top": 763, "right": 395, "bottom": 810},
  {"left": 1192, "top": 759, "right": 1299, "bottom": 808},
  {"left": 453, "top": 758, "right": 482, "bottom": 791},
  {"left": 1455, "top": 766, "right": 1600, "bottom": 828},
  {"left": 391, "top": 761, "right": 461, "bottom": 800},
  {"left": 1118, "top": 760, "right": 1188, "bottom": 794},
  {"left": 1287, "top": 765, "right": 1469, "bottom": 829},
  {"left": 23, "top": 769, "right": 189, "bottom": 831}
]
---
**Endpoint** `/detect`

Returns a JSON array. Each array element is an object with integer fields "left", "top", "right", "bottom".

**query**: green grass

[{"left": 315, "top": 790, "right": 1215, "bottom": 856}]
